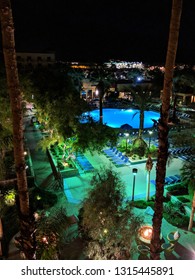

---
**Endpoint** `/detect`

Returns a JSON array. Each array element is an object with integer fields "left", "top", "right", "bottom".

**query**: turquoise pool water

[{"left": 82, "top": 108, "right": 160, "bottom": 129}]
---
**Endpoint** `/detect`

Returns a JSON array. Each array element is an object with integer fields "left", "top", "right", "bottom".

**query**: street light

[
  {"left": 132, "top": 168, "right": 138, "bottom": 201},
  {"left": 124, "top": 132, "right": 129, "bottom": 153},
  {"left": 148, "top": 130, "right": 153, "bottom": 149}
]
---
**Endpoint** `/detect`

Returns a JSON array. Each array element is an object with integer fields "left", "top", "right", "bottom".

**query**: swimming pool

[{"left": 81, "top": 108, "right": 160, "bottom": 129}]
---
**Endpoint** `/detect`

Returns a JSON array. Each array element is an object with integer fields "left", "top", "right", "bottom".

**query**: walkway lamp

[
  {"left": 132, "top": 168, "right": 138, "bottom": 201},
  {"left": 124, "top": 132, "right": 129, "bottom": 153},
  {"left": 148, "top": 130, "right": 153, "bottom": 149}
]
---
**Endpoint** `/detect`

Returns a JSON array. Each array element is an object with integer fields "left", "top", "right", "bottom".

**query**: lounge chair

[
  {"left": 103, "top": 148, "right": 118, "bottom": 156},
  {"left": 164, "top": 177, "right": 174, "bottom": 185},
  {"left": 112, "top": 157, "right": 126, "bottom": 165},
  {"left": 173, "top": 174, "right": 181, "bottom": 181},
  {"left": 169, "top": 175, "right": 180, "bottom": 183},
  {"left": 117, "top": 152, "right": 123, "bottom": 158}
]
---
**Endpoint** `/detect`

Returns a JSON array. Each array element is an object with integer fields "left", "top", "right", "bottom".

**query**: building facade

[{"left": 16, "top": 52, "right": 56, "bottom": 67}]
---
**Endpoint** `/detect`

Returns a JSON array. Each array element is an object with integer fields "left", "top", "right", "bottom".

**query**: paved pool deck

[{"left": 63, "top": 150, "right": 184, "bottom": 215}]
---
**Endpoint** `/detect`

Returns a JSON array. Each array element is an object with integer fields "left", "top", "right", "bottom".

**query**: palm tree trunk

[
  {"left": 0, "top": 218, "right": 3, "bottom": 258},
  {"left": 150, "top": 0, "right": 183, "bottom": 260},
  {"left": 138, "top": 108, "right": 144, "bottom": 138},
  {"left": 97, "top": 81, "right": 104, "bottom": 124},
  {"left": 0, "top": 0, "right": 36, "bottom": 259},
  {"left": 188, "top": 191, "right": 195, "bottom": 231},
  {"left": 99, "top": 95, "right": 103, "bottom": 124}
]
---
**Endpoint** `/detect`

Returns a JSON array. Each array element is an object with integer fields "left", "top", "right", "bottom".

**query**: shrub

[
  {"left": 177, "top": 196, "right": 190, "bottom": 203},
  {"left": 30, "top": 187, "right": 58, "bottom": 211},
  {"left": 133, "top": 200, "right": 155, "bottom": 209},
  {"left": 166, "top": 184, "right": 188, "bottom": 196},
  {"left": 163, "top": 212, "right": 189, "bottom": 228}
]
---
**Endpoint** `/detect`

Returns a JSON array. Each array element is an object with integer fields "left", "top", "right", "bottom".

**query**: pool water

[{"left": 81, "top": 108, "right": 159, "bottom": 129}]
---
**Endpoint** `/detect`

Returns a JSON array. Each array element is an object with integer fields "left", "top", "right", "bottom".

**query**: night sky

[{"left": 7, "top": 0, "right": 195, "bottom": 63}]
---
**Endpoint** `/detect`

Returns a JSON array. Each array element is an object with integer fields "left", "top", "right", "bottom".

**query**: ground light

[
  {"left": 138, "top": 224, "right": 153, "bottom": 244},
  {"left": 132, "top": 168, "right": 138, "bottom": 201}
]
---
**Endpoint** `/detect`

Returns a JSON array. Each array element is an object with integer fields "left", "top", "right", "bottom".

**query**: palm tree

[
  {"left": 90, "top": 66, "right": 114, "bottom": 124},
  {"left": 96, "top": 80, "right": 105, "bottom": 124},
  {"left": 0, "top": 0, "right": 36, "bottom": 259},
  {"left": 145, "top": 155, "right": 154, "bottom": 201},
  {"left": 132, "top": 90, "right": 152, "bottom": 139},
  {"left": 180, "top": 162, "right": 195, "bottom": 231},
  {"left": 150, "top": 0, "right": 183, "bottom": 260}
]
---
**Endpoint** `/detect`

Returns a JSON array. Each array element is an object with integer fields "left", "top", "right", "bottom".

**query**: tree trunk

[
  {"left": 97, "top": 81, "right": 104, "bottom": 124},
  {"left": 150, "top": 0, "right": 183, "bottom": 260},
  {"left": 188, "top": 191, "right": 195, "bottom": 231},
  {"left": 146, "top": 156, "right": 153, "bottom": 201},
  {"left": 0, "top": 218, "right": 3, "bottom": 258},
  {"left": 0, "top": 0, "right": 36, "bottom": 259},
  {"left": 138, "top": 108, "right": 144, "bottom": 138}
]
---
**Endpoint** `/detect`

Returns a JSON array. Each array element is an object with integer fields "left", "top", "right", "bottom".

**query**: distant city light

[{"left": 137, "top": 76, "right": 142, "bottom": 82}]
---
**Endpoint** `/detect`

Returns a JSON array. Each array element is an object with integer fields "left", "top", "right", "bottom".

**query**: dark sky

[{"left": 8, "top": 0, "right": 195, "bottom": 63}]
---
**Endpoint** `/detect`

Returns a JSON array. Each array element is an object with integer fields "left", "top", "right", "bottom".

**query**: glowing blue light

[{"left": 137, "top": 76, "right": 142, "bottom": 82}]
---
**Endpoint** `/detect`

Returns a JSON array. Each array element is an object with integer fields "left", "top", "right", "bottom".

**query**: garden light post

[
  {"left": 145, "top": 156, "right": 153, "bottom": 201},
  {"left": 132, "top": 168, "right": 138, "bottom": 201},
  {"left": 124, "top": 132, "right": 129, "bottom": 153},
  {"left": 148, "top": 130, "right": 153, "bottom": 149}
]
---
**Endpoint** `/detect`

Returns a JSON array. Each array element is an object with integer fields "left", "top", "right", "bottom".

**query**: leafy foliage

[
  {"left": 170, "top": 131, "right": 195, "bottom": 148},
  {"left": 79, "top": 168, "right": 143, "bottom": 259},
  {"left": 180, "top": 162, "right": 195, "bottom": 200},
  {"left": 35, "top": 207, "right": 70, "bottom": 260},
  {"left": 74, "top": 122, "right": 118, "bottom": 153},
  {"left": 163, "top": 201, "right": 188, "bottom": 227},
  {"left": 29, "top": 187, "right": 58, "bottom": 211}
]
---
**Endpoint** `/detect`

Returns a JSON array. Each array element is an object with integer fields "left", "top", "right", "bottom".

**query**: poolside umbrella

[{"left": 120, "top": 123, "right": 133, "bottom": 130}]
